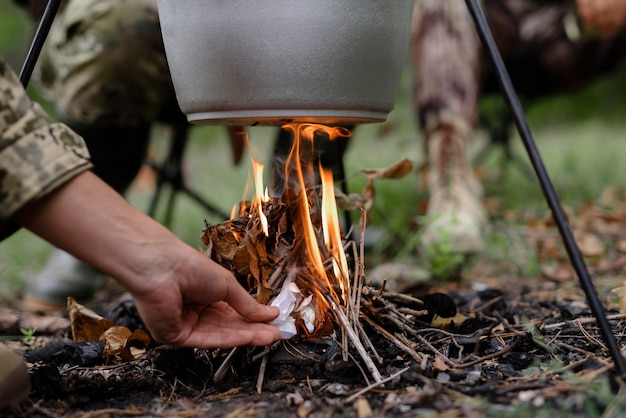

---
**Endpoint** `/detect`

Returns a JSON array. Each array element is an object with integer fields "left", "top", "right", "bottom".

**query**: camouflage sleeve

[{"left": 0, "top": 58, "right": 92, "bottom": 239}]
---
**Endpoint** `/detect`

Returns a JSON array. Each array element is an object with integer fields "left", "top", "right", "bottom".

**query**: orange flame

[
  {"left": 321, "top": 164, "right": 350, "bottom": 305},
  {"left": 246, "top": 123, "right": 352, "bottom": 336},
  {"left": 251, "top": 160, "right": 269, "bottom": 236}
]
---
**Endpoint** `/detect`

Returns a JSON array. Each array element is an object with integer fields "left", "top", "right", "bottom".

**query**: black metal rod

[
  {"left": 19, "top": 0, "right": 63, "bottom": 87},
  {"left": 465, "top": 0, "right": 626, "bottom": 377}
]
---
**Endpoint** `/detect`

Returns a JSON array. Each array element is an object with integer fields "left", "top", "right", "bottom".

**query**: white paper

[{"left": 269, "top": 277, "right": 300, "bottom": 339}]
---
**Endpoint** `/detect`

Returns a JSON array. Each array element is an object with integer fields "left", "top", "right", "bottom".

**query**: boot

[
  {"left": 0, "top": 344, "right": 30, "bottom": 409},
  {"left": 24, "top": 120, "right": 151, "bottom": 312},
  {"left": 420, "top": 124, "right": 487, "bottom": 256}
]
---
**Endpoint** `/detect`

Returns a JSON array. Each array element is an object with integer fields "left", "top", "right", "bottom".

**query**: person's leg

[
  {"left": 411, "top": 1, "right": 487, "bottom": 256},
  {"left": 25, "top": 0, "right": 177, "bottom": 311}
]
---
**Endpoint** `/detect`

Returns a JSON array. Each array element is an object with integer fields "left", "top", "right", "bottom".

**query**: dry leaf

[
  {"left": 575, "top": 232, "right": 605, "bottom": 258},
  {"left": 101, "top": 326, "right": 151, "bottom": 361},
  {"left": 67, "top": 296, "right": 114, "bottom": 342},
  {"left": 360, "top": 158, "right": 414, "bottom": 180},
  {"left": 541, "top": 262, "right": 573, "bottom": 282},
  {"left": 431, "top": 313, "right": 468, "bottom": 328},
  {"left": 334, "top": 191, "right": 370, "bottom": 212}
]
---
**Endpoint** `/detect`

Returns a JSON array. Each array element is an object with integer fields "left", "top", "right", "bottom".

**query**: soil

[
  {"left": 2, "top": 268, "right": 626, "bottom": 417},
  {"left": 3, "top": 190, "right": 626, "bottom": 417}
]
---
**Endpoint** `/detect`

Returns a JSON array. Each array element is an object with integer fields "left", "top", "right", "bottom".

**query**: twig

[
  {"left": 267, "top": 262, "right": 285, "bottom": 289},
  {"left": 542, "top": 314, "right": 626, "bottom": 330},
  {"left": 457, "top": 335, "right": 523, "bottom": 368},
  {"left": 361, "top": 314, "right": 423, "bottom": 363},
  {"left": 335, "top": 335, "right": 374, "bottom": 386},
  {"left": 256, "top": 354, "right": 268, "bottom": 394},
  {"left": 412, "top": 333, "right": 459, "bottom": 368},
  {"left": 326, "top": 295, "right": 383, "bottom": 382},
  {"left": 213, "top": 348, "right": 239, "bottom": 382},
  {"left": 356, "top": 320, "right": 383, "bottom": 364},
  {"left": 577, "top": 320, "right": 608, "bottom": 352},
  {"left": 397, "top": 307, "right": 429, "bottom": 317},
  {"left": 251, "top": 345, "right": 274, "bottom": 362},
  {"left": 344, "top": 367, "right": 410, "bottom": 404},
  {"left": 470, "top": 295, "right": 504, "bottom": 314},
  {"left": 377, "top": 291, "right": 424, "bottom": 307},
  {"left": 354, "top": 209, "right": 367, "bottom": 321}
]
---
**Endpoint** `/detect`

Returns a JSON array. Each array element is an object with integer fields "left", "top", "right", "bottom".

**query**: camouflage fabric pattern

[
  {"left": 38, "top": 0, "right": 177, "bottom": 127},
  {"left": 0, "top": 59, "right": 92, "bottom": 239}
]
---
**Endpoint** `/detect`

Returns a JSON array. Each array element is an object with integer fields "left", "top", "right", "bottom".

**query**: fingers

[
  {"left": 205, "top": 262, "right": 280, "bottom": 323},
  {"left": 182, "top": 325, "right": 281, "bottom": 349},
  {"left": 178, "top": 302, "right": 281, "bottom": 348}
]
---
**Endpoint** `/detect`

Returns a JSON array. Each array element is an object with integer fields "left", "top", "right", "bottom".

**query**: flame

[
  {"left": 244, "top": 123, "right": 352, "bottom": 338},
  {"left": 251, "top": 160, "right": 269, "bottom": 236},
  {"left": 321, "top": 164, "right": 350, "bottom": 305}
]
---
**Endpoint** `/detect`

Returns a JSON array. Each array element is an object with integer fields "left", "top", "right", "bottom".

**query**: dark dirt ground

[
  {"left": 2, "top": 272, "right": 626, "bottom": 417},
  {"left": 3, "top": 190, "right": 626, "bottom": 417}
]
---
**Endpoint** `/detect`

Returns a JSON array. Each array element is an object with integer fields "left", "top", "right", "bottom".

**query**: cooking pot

[{"left": 157, "top": 0, "right": 415, "bottom": 125}]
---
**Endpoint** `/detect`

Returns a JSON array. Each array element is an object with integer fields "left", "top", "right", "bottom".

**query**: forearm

[
  {"left": 14, "top": 170, "right": 281, "bottom": 347},
  {"left": 14, "top": 170, "right": 185, "bottom": 295}
]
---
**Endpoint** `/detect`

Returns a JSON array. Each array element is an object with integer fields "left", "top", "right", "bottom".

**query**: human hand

[
  {"left": 576, "top": 0, "right": 626, "bottom": 38},
  {"left": 16, "top": 171, "right": 280, "bottom": 349},
  {"left": 129, "top": 250, "right": 281, "bottom": 348}
]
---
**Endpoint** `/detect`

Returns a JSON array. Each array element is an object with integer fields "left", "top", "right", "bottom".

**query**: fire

[
  {"left": 251, "top": 160, "right": 269, "bottom": 236},
  {"left": 201, "top": 123, "right": 353, "bottom": 339}
]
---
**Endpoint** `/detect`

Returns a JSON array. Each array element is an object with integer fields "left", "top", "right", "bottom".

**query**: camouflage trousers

[
  {"left": 412, "top": 0, "right": 626, "bottom": 133},
  {"left": 39, "top": 0, "right": 179, "bottom": 127}
]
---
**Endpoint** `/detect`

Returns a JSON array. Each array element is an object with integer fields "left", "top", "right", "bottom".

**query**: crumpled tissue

[{"left": 269, "top": 277, "right": 300, "bottom": 339}]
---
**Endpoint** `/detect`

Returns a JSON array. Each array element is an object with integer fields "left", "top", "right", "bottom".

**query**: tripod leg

[{"left": 20, "top": 0, "right": 63, "bottom": 87}]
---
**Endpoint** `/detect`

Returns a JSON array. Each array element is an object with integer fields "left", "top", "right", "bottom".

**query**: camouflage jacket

[{"left": 0, "top": 58, "right": 92, "bottom": 239}]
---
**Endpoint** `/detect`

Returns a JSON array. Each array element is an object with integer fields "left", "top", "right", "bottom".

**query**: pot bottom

[{"left": 185, "top": 109, "right": 388, "bottom": 126}]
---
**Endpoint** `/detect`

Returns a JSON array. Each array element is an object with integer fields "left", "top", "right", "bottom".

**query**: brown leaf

[
  {"left": 101, "top": 326, "right": 132, "bottom": 358},
  {"left": 541, "top": 262, "right": 573, "bottom": 282},
  {"left": 334, "top": 190, "right": 370, "bottom": 212},
  {"left": 101, "top": 326, "right": 151, "bottom": 361},
  {"left": 210, "top": 230, "right": 241, "bottom": 260},
  {"left": 360, "top": 158, "right": 414, "bottom": 180},
  {"left": 67, "top": 296, "right": 114, "bottom": 342},
  {"left": 431, "top": 313, "right": 468, "bottom": 328},
  {"left": 575, "top": 232, "right": 605, "bottom": 258}
]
